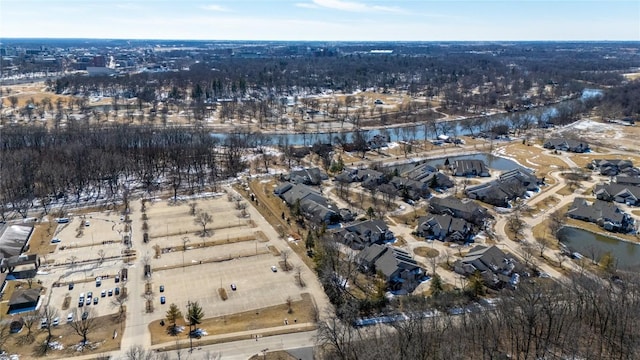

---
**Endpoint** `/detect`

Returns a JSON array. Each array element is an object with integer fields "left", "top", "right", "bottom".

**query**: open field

[{"left": 149, "top": 293, "right": 316, "bottom": 345}]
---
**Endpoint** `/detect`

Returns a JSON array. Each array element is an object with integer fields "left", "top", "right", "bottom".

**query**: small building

[
  {"left": 0, "top": 254, "right": 40, "bottom": 274},
  {"left": 8, "top": 288, "right": 41, "bottom": 314},
  {"left": 284, "top": 167, "right": 327, "bottom": 186}
]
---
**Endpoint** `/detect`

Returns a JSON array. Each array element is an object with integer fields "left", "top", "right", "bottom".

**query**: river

[{"left": 207, "top": 88, "right": 602, "bottom": 146}]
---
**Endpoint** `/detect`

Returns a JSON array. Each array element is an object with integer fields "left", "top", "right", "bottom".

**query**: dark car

[
  {"left": 230, "top": 283, "right": 237, "bottom": 291},
  {"left": 159, "top": 285, "right": 164, "bottom": 293},
  {"left": 68, "top": 283, "right": 74, "bottom": 290},
  {"left": 81, "top": 312, "right": 88, "bottom": 321},
  {"left": 114, "top": 287, "right": 120, "bottom": 296},
  {"left": 93, "top": 297, "right": 98, "bottom": 305},
  {"left": 160, "top": 296, "right": 166, "bottom": 305}
]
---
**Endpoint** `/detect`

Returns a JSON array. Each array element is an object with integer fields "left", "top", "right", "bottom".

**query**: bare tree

[
  {"left": 111, "top": 287, "right": 129, "bottom": 322},
  {"left": 281, "top": 249, "right": 291, "bottom": 271},
  {"left": 188, "top": 202, "right": 198, "bottom": 216},
  {"left": 40, "top": 305, "right": 58, "bottom": 350},
  {"left": 97, "top": 249, "right": 106, "bottom": 265},
  {"left": 69, "top": 308, "right": 99, "bottom": 347},
  {"left": 194, "top": 211, "right": 213, "bottom": 236},
  {"left": 535, "top": 236, "right": 551, "bottom": 257}
]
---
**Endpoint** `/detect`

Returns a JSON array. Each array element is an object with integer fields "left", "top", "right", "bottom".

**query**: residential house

[
  {"left": 284, "top": 167, "right": 327, "bottom": 185},
  {"left": 567, "top": 198, "right": 635, "bottom": 233},
  {"left": 416, "top": 214, "right": 473, "bottom": 242},
  {"left": 543, "top": 138, "right": 590, "bottom": 153},
  {"left": 465, "top": 170, "right": 541, "bottom": 208},
  {"left": 594, "top": 183, "right": 640, "bottom": 206},
  {"left": 589, "top": 159, "right": 634, "bottom": 176},
  {"left": 615, "top": 175, "right": 640, "bottom": 186},
  {"left": 429, "top": 196, "right": 491, "bottom": 225},
  {"left": 333, "top": 219, "right": 394, "bottom": 250},
  {"left": 454, "top": 245, "right": 518, "bottom": 288},
  {"left": 447, "top": 159, "right": 490, "bottom": 177},
  {"left": 357, "top": 244, "right": 424, "bottom": 292},
  {"left": 274, "top": 183, "right": 340, "bottom": 224},
  {"left": 388, "top": 176, "right": 431, "bottom": 200},
  {"left": 368, "top": 134, "right": 391, "bottom": 149}
]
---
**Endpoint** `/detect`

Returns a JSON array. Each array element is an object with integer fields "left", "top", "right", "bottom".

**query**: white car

[{"left": 271, "top": 266, "right": 278, "bottom": 272}]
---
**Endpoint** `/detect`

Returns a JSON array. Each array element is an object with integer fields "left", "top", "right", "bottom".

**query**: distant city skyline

[{"left": 1, "top": 0, "right": 638, "bottom": 42}]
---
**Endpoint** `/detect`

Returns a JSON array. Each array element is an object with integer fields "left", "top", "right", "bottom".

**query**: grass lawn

[
  {"left": 497, "top": 143, "right": 571, "bottom": 180},
  {"left": 149, "top": 293, "right": 317, "bottom": 345},
  {"left": 25, "top": 218, "right": 58, "bottom": 258},
  {"left": 3, "top": 313, "right": 124, "bottom": 359},
  {"left": 413, "top": 247, "right": 440, "bottom": 258}
]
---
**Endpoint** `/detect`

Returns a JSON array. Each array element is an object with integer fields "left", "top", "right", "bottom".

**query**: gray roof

[
  {"left": 0, "top": 224, "right": 33, "bottom": 260},
  {"left": 459, "top": 245, "right": 509, "bottom": 274},
  {"left": 595, "top": 183, "right": 640, "bottom": 200},
  {"left": 450, "top": 159, "right": 488, "bottom": 176},
  {"left": 544, "top": 138, "right": 589, "bottom": 151},
  {"left": 568, "top": 198, "right": 627, "bottom": 224},
  {"left": 374, "top": 247, "right": 419, "bottom": 278},
  {"left": 429, "top": 196, "right": 483, "bottom": 215},
  {"left": 615, "top": 175, "right": 640, "bottom": 185},
  {"left": 8, "top": 288, "right": 40, "bottom": 306}
]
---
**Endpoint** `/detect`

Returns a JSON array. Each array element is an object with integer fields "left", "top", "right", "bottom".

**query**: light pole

[
  {"left": 182, "top": 236, "right": 190, "bottom": 271},
  {"left": 261, "top": 348, "right": 269, "bottom": 360}
]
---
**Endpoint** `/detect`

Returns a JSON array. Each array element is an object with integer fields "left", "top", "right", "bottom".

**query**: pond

[
  {"left": 557, "top": 227, "right": 640, "bottom": 270},
  {"left": 420, "top": 153, "right": 528, "bottom": 172}
]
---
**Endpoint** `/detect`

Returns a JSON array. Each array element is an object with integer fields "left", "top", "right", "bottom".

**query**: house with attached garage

[
  {"left": 333, "top": 219, "right": 394, "bottom": 250},
  {"left": 429, "top": 196, "right": 492, "bottom": 226},
  {"left": 282, "top": 167, "right": 327, "bottom": 185},
  {"left": 465, "top": 169, "right": 543, "bottom": 208},
  {"left": 357, "top": 243, "right": 424, "bottom": 292},
  {"left": 567, "top": 198, "right": 635, "bottom": 233},
  {"left": 543, "top": 138, "right": 590, "bottom": 153},
  {"left": 594, "top": 183, "right": 640, "bottom": 206},
  {"left": 446, "top": 159, "right": 490, "bottom": 177},
  {"left": 614, "top": 175, "right": 640, "bottom": 186},
  {"left": 416, "top": 214, "right": 473, "bottom": 242},
  {"left": 274, "top": 183, "right": 340, "bottom": 224},
  {"left": 454, "top": 245, "right": 520, "bottom": 288},
  {"left": 589, "top": 159, "right": 634, "bottom": 176}
]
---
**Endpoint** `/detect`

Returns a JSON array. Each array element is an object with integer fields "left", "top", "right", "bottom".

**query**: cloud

[
  {"left": 304, "top": 0, "right": 406, "bottom": 14},
  {"left": 295, "top": 3, "right": 320, "bottom": 9},
  {"left": 201, "top": 4, "right": 230, "bottom": 12}
]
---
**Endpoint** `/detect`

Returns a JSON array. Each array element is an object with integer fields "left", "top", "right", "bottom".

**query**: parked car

[
  {"left": 159, "top": 285, "right": 164, "bottom": 293},
  {"left": 96, "top": 277, "right": 102, "bottom": 287},
  {"left": 40, "top": 318, "right": 47, "bottom": 329},
  {"left": 67, "top": 313, "right": 74, "bottom": 323},
  {"left": 52, "top": 317, "right": 59, "bottom": 326},
  {"left": 271, "top": 265, "right": 278, "bottom": 272},
  {"left": 160, "top": 296, "right": 166, "bottom": 305},
  {"left": 101, "top": 290, "right": 106, "bottom": 297},
  {"left": 87, "top": 291, "right": 93, "bottom": 299},
  {"left": 108, "top": 289, "right": 113, "bottom": 296},
  {"left": 68, "top": 283, "right": 74, "bottom": 290},
  {"left": 230, "top": 283, "right": 237, "bottom": 291},
  {"left": 51, "top": 238, "right": 61, "bottom": 243},
  {"left": 114, "top": 287, "right": 120, "bottom": 295},
  {"left": 81, "top": 312, "right": 88, "bottom": 320},
  {"left": 86, "top": 298, "right": 91, "bottom": 306},
  {"left": 93, "top": 297, "right": 98, "bottom": 305}
]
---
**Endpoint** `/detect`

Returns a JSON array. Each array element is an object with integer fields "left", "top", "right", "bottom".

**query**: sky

[{"left": 0, "top": 0, "right": 638, "bottom": 41}]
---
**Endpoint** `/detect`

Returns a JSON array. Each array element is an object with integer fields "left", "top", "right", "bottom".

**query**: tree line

[{"left": 0, "top": 124, "right": 264, "bottom": 219}]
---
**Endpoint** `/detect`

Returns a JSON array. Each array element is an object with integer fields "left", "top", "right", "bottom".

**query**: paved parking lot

[{"left": 150, "top": 251, "right": 302, "bottom": 319}]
